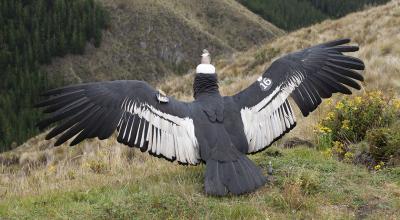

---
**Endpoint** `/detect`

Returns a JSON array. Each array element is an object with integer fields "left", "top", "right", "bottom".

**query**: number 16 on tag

[{"left": 257, "top": 76, "right": 273, "bottom": 91}]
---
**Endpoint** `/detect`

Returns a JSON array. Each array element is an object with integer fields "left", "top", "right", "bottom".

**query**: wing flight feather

[
  {"left": 232, "top": 39, "right": 364, "bottom": 153},
  {"left": 36, "top": 80, "right": 200, "bottom": 164}
]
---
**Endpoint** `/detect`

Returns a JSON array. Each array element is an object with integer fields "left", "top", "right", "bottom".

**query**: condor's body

[{"left": 36, "top": 39, "right": 365, "bottom": 196}]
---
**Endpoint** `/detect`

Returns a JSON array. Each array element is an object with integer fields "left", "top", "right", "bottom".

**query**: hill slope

[
  {"left": 45, "top": 0, "right": 283, "bottom": 83},
  {"left": 1, "top": 0, "right": 400, "bottom": 219},
  {"left": 160, "top": 0, "right": 400, "bottom": 137}
]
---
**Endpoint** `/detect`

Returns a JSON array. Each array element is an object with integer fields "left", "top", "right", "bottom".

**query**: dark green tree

[
  {"left": 239, "top": 0, "right": 390, "bottom": 30},
  {"left": 0, "top": 0, "right": 109, "bottom": 152}
]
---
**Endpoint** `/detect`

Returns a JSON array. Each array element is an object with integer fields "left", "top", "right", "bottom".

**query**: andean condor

[{"left": 36, "top": 39, "right": 365, "bottom": 196}]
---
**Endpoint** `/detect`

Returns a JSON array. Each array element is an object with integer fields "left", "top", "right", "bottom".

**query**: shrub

[
  {"left": 314, "top": 90, "right": 400, "bottom": 168},
  {"left": 367, "top": 126, "right": 400, "bottom": 164}
]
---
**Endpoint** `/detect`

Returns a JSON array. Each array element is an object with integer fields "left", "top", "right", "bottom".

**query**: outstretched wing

[
  {"left": 36, "top": 80, "right": 200, "bottom": 164},
  {"left": 232, "top": 39, "right": 364, "bottom": 153}
]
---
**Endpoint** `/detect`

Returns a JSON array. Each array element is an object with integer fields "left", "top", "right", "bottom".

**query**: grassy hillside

[
  {"left": 1, "top": 0, "right": 400, "bottom": 219},
  {"left": 44, "top": 0, "right": 283, "bottom": 84},
  {"left": 1, "top": 146, "right": 399, "bottom": 219}
]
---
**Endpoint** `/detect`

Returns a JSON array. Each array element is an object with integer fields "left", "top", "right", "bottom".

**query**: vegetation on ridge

[
  {"left": 43, "top": 0, "right": 284, "bottom": 84},
  {"left": 238, "top": 0, "right": 390, "bottom": 30}
]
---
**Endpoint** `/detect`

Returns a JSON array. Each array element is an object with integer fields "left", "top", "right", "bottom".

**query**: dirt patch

[
  {"left": 355, "top": 197, "right": 382, "bottom": 220},
  {"left": 283, "top": 137, "right": 314, "bottom": 149}
]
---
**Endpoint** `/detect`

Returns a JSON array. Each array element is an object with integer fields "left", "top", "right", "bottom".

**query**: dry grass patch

[{"left": 44, "top": 0, "right": 283, "bottom": 85}]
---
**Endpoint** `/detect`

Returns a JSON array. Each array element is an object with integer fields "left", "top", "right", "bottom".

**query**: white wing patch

[
  {"left": 241, "top": 71, "right": 304, "bottom": 153},
  {"left": 117, "top": 97, "right": 200, "bottom": 164}
]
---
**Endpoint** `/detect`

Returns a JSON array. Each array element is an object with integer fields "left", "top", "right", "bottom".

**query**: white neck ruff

[{"left": 196, "top": 64, "right": 215, "bottom": 74}]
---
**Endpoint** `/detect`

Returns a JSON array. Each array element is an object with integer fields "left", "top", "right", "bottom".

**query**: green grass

[{"left": 1, "top": 146, "right": 399, "bottom": 219}]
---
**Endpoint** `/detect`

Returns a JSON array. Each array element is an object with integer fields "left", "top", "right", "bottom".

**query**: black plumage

[{"left": 36, "top": 39, "right": 364, "bottom": 196}]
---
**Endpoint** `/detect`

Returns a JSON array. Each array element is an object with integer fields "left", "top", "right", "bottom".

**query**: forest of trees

[
  {"left": 239, "top": 0, "right": 390, "bottom": 30},
  {"left": 0, "top": 0, "right": 108, "bottom": 152}
]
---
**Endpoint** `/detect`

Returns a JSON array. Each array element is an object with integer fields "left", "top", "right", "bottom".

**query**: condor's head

[
  {"left": 193, "top": 49, "right": 219, "bottom": 98},
  {"left": 195, "top": 49, "right": 216, "bottom": 75}
]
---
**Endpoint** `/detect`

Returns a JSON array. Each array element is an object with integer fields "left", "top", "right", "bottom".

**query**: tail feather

[{"left": 204, "top": 155, "right": 266, "bottom": 196}]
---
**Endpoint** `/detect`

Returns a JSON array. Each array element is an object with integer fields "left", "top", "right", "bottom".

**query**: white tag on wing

[
  {"left": 156, "top": 90, "right": 169, "bottom": 103},
  {"left": 257, "top": 76, "right": 273, "bottom": 91}
]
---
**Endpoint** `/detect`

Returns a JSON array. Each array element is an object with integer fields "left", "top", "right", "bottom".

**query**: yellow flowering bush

[
  {"left": 366, "top": 127, "right": 400, "bottom": 165},
  {"left": 394, "top": 99, "right": 400, "bottom": 110},
  {"left": 315, "top": 90, "right": 400, "bottom": 169},
  {"left": 322, "top": 148, "right": 333, "bottom": 158},
  {"left": 374, "top": 161, "right": 385, "bottom": 171},
  {"left": 343, "top": 152, "right": 354, "bottom": 163},
  {"left": 313, "top": 123, "right": 332, "bottom": 150},
  {"left": 332, "top": 141, "right": 345, "bottom": 155},
  {"left": 341, "top": 120, "right": 350, "bottom": 130}
]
